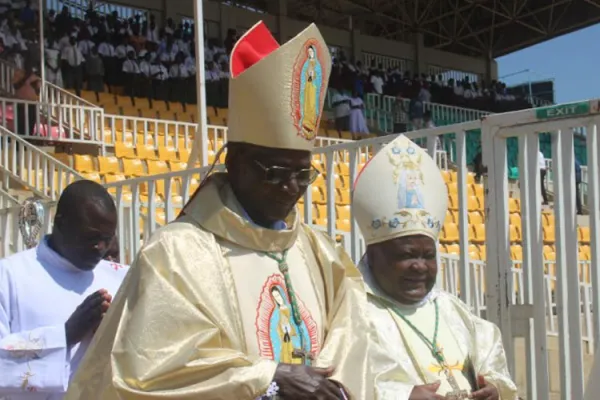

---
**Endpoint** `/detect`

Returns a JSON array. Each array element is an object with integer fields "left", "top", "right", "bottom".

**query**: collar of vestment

[
  {"left": 180, "top": 172, "right": 300, "bottom": 252},
  {"left": 37, "top": 235, "right": 90, "bottom": 274},
  {"left": 358, "top": 255, "right": 438, "bottom": 310}
]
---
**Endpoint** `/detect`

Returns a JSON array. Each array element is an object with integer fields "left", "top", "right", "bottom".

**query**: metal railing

[
  {"left": 44, "top": 82, "right": 101, "bottom": 110},
  {"left": 0, "top": 125, "right": 83, "bottom": 199},
  {"left": 0, "top": 60, "right": 17, "bottom": 96},
  {"left": 0, "top": 98, "right": 105, "bottom": 150}
]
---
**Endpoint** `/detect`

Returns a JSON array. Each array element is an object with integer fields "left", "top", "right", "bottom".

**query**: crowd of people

[
  {"left": 329, "top": 54, "right": 534, "bottom": 114},
  {"left": 0, "top": 3, "right": 536, "bottom": 123}
]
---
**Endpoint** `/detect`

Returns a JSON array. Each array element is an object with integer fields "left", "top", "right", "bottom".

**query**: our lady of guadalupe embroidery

[
  {"left": 255, "top": 274, "right": 320, "bottom": 364},
  {"left": 291, "top": 39, "right": 327, "bottom": 141}
]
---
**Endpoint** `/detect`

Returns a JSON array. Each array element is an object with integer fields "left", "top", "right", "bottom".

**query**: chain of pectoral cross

[
  {"left": 384, "top": 298, "right": 470, "bottom": 400},
  {"left": 264, "top": 250, "right": 313, "bottom": 366}
]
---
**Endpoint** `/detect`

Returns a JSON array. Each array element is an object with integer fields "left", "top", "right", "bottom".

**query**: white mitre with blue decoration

[{"left": 352, "top": 135, "right": 448, "bottom": 245}]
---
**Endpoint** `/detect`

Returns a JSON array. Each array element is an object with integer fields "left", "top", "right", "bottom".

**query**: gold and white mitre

[
  {"left": 228, "top": 21, "right": 332, "bottom": 151},
  {"left": 353, "top": 135, "right": 448, "bottom": 245}
]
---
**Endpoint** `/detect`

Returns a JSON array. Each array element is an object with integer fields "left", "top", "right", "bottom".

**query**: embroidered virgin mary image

[
  {"left": 268, "top": 285, "right": 311, "bottom": 364},
  {"left": 292, "top": 42, "right": 324, "bottom": 140},
  {"left": 389, "top": 145, "right": 425, "bottom": 209}
]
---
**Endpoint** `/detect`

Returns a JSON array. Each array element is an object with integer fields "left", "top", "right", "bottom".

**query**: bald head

[{"left": 50, "top": 180, "right": 117, "bottom": 271}]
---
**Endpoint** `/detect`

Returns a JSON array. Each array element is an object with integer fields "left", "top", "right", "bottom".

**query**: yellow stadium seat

[
  {"left": 337, "top": 219, "right": 351, "bottom": 232},
  {"left": 73, "top": 154, "right": 96, "bottom": 173},
  {"left": 311, "top": 186, "right": 326, "bottom": 203},
  {"left": 441, "top": 223, "right": 459, "bottom": 243},
  {"left": 447, "top": 182, "right": 458, "bottom": 195},
  {"left": 446, "top": 244, "right": 460, "bottom": 255},
  {"left": 440, "top": 170, "right": 451, "bottom": 183},
  {"left": 336, "top": 189, "right": 351, "bottom": 205},
  {"left": 448, "top": 194, "right": 459, "bottom": 210},
  {"left": 337, "top": 162, "right": 350, "bottom": 176},
  {"left": 98, "top": 156, "right": 120, "bottom": 175},
  {"left": 478, "top": 245, "right": 487, "bottom": 260},
  {"left": 158, "top": 146, "right": 178, "bottom": 162},
  {"left": 509, "top": 198, "right": 520, "bottom": 213},
  {"left": 509, "top": 225, "right": 522, "bottom": 242},
  {"left": 337, "top": 205, "right": 351, "bottom": 220},
  {"left": 54, "top": 153, "right": 72, "bottom": 168},
  {"left": 467, "top": 196, "right": 480, "bottom": 211},
  {"left": 104, "top": 174, "right": 129, "bottom": 195},
  {"left": 471, "top": 224, "right": 486, "bottom": 244},
  {"left": 543, "top": 226, "right": 555, "bottom": 244},
  {"left": 468, "top": 211, "right": 484, "bottom": 225},
  {"left": 81, "top": 171, "right": 102, "bottom": 183},
  {"left": 136, "top": 143, "right": 159, "bottom": 161},
  {"left": 115, "top": 142, "right": 136, "bottom": 159},
  {"left": 179, "top": 148, "right": 190, "bottom": 162},
  {"left": 147, "top": 160, "right": 170, "bottom": 175},
  {"left": 579, "top": 227, "right": 591, "bottom": 244},
  {"left": 122, "top": 159, "right": 146, "bottom": 177},
  {"left": 543, "top": 213, "right": 555, "bottom": 227},
  {"left": 444, "top": 212, "right": 454, "bottom": 226},
  {"left": 510, "top": 245, "right": 523, "bottom": 261},
  {"left": 315, "top": 204, "right": 327, "bottom": 219},
  {"left": 169, "top": 161, "right": 187, "bottom": 171},
  {"left": 466, "top": 173, "right": 475, "bottom": 185},
  {"left": 509, "top": 213, "right": 521, "bottom": 229}
]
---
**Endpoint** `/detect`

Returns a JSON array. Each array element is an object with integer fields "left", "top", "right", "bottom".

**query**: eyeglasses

[{"left": 254, "top": 161, "right": 320, "bottom": 186}]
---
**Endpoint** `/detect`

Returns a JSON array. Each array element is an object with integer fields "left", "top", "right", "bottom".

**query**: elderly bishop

[
  {"left": 352, "top": 135, "right": 519, "bottom": 399},
  {"left": 66, "top": 21, "right": 394, "bottom": 400}
]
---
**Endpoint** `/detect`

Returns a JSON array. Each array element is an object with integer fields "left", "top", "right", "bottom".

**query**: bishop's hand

[
  {"left": 273, "top": 364, "right": 341, "bottom": 399},
  {"left": 65, "top": 289, "right": 112, "bottom": 347},
  {"left": 409, "top": 382, "right": 447, "bottom": 399},
  {"left": 468, "top": 376, "right": 499, "bottom": 400}
]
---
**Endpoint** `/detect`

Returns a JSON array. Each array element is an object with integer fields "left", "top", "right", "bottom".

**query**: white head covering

[
  {"left": 353, "top": 135, "right": 448, "bottom": 245},
  {"left": 227, "top": 21, "right": 332, "bottom": 151}
]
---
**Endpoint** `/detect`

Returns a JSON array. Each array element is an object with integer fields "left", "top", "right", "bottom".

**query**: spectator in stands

[
  {"left": 44, "top": 36, "right": 63, "bottom": 87},
  {"left": 169, "top": 51, "right": 190, "bottom": 103},
  {"left": 85, "top": 46, "right": 104, "bottom": 93},
  {"left": 473, "top": 151, "right": 485, "bottom": 182},
  {"left": 408, "top": 90, "right": 424, "bottom": 130},
  {"left": 575, "top": 158, "right": 583, "bottom": 215},
  {"left": 13, "top": 59, "right": 40, "bottom": 136},
  {"left": 151, "top": 56, "right": 169, "bottom": 100},
  {"left": 349, "top": 90, "right": 369, "bottom": 135},
  {"left": 61, "top": 35, "right": 84, "bottom": 96},
  {"left": 121, "top": 50, "right": 139, "bottom": 96},
  {"left": 539, "top": 150, "right": 549, "bottom": 205},
  {"left": 331, "top": 89, "right": 351, "bottom": 131},
  {"left": 392, "top": 94, "right": 408, "bottom": 133}
]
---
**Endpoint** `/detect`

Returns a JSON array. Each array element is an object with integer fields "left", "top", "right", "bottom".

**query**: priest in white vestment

[
  {"left": 67, "top": 21, "right": 398, "bottom": 400},
  {"left": 0, "top": 180, "right": 128, "bottom": 399},
  {"left": 352, "top": 135, "right": 519, "bottom": 399}
]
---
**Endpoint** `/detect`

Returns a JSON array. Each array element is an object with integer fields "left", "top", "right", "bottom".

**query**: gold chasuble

[
  {"left": 352, "top": 135, "right": 519, "bottom": 399},
  {"left": 66, "top": 21, "right": 397, "bottom": 400},
  {"left": 66, "top": 174, "right": 380, "bottom": 399}
]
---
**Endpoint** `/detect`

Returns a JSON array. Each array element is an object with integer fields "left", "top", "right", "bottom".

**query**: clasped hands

[
  {"left": 273, "top": 364, "right": 347, "bottom": 399},
  {"left": 409, "top": 376, "right": 499, "bottom": 400}
]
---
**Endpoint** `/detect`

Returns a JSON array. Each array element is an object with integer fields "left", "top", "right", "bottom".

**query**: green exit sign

[{"left": 535, "top": 102, "right": 591, "bottom": 120}]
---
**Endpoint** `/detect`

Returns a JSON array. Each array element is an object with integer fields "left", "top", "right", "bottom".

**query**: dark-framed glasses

[{"left": 254, "top": 161, "right": 320, "bottom": 186}]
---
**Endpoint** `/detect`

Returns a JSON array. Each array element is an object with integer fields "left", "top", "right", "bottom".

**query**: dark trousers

[
  {"left": 576, "top": 182, "right": 583, "bottom": 214},
  {"left": 64, "top": 65, "right": 83, "bottom": 96},
  {"left": 16, "top": 103, "right": 37, "bottom": 136},
  {"left": 540, "top": 169, "right": 549, "bottom": 204}
]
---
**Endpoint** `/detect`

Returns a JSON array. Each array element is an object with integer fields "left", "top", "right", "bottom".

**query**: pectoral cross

[
  {"left": 292, "top": 348, "right": 314, "bottom": 366},
  {"left": 443, "top": 367, "right": 469, "bottom": 400}
]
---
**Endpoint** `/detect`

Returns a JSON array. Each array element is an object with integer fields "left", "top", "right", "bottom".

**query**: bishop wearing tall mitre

[
  {"left": 352, "top": 135, "right": 519, "bottom": 399},
  {"left": 66, "top": 22, "right": 399, "bottom": 400}
]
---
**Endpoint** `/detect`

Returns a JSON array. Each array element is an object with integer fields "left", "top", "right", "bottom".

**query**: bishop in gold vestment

[
  {"left": 352, "top": 135, "right": 519, "bottom": 399},
  {"left": 66, "top": 21, "right": 397, "bottom": 400}
]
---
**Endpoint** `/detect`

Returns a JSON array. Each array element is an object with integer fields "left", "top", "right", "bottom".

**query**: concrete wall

[{"left": 110, "top": 0, "right": 497, "bottom": 80}]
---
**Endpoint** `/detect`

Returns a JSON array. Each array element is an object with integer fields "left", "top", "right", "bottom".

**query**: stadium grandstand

[{"left": 0, "top": 0, "right": 599, "bottom": 398}]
